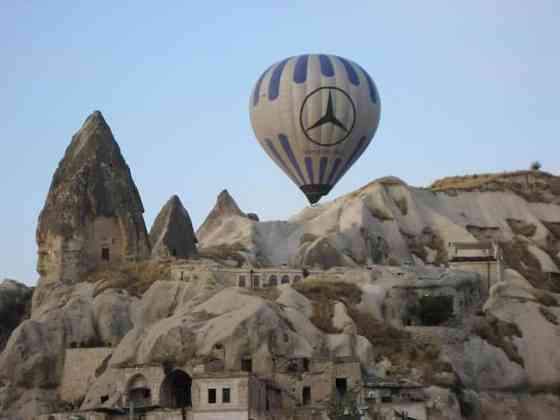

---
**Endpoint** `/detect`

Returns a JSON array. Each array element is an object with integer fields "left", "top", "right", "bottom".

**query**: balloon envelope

[{"left": 250, "top": 54, "right": 381, "bottom": 204}]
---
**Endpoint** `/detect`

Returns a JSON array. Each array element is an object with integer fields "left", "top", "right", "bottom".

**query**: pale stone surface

[{"left": 198, "top": 176, "right": 560, "bottom": 274}]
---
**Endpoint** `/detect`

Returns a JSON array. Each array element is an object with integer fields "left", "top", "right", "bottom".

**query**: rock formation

[
  {"left": 2, "top": 109, "right": 560, "bottom": 419},
  {"left": 33, "top": 111, "right": 150, "bottom": 310},
  {"left": 199, "top": 173, "right": 560, "bottom": 287},
  {"left": 149, "top": 195, "right": 197, "bottom": 259},
  {"left": 197, "top": 189, "right": 247, "bottom": 243}
]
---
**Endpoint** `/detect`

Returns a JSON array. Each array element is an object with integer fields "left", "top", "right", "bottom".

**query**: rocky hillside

[
  {"left": 198, "top": 173, "right": 560, "bottom": 291},
  {"left": 1, "top": 111, "right": 560, "bottom": 420}
]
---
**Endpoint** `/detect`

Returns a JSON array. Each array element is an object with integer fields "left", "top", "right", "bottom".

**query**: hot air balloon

[{"left": 249, "top": 54, "right": 381, "bottom": 204}]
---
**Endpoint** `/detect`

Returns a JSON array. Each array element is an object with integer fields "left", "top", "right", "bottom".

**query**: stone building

[
  {"left": 362, "top": 378, "right": 427, "bottom": 420},
  {"left": 448, "top": 241, "right": 504, "bottom": 292},
  {"left": 43, "top": 347, "right": 364, "bottom": 420},
  {"left": 171, "top": 263, "right": 337, "bottom": 289}
]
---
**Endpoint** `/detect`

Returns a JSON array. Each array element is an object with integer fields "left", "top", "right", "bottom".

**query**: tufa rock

[
  {"left": 149, "top": 195, "right": 197, "bottom": 259},
  {"left": 34, "top": 111, "right": 150, "bottom": 310},
  {"left": 197, "top": 189, "right": 246, "bottom": 242}
]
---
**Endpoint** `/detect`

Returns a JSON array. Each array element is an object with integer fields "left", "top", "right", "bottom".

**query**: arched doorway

[
  {"left": 127, "top": 374, "right": 151, "bottom": 408},
  {"left": 269, "top": 275, "right": 278, "bottom": 286},
  {"left": 160, "top": 370, "right": 192, "bottom": 408},
  {"left": 281, "top": 275, "right": 290, "bottom": 284}
]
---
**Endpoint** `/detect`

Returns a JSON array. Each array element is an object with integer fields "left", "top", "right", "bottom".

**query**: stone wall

[
  {"left": 60, "top": 348, "right": 112, "bottom": 405},
  {"left": 274, "top": 359, "right": 362, "bottom": 407},
  {"left": 449, "top": 260, "right": 503, "bottom": 291},
  {"left": 171, "top": 263, "right": 334, "bottom": 289}
]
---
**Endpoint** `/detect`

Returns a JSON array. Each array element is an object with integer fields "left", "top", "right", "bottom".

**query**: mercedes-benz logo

[{"left": 299, "top": 86, "right": 356, "bottom": 147}]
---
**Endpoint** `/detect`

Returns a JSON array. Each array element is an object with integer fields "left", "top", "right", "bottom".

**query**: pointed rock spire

[
  {"left": 197, "top": 189, "right": 246, "bottom": 242},
  {"left": 150, "top": 195, "right": 197, "bottom": 259},
  {"left": 34, "top": 111, "right": 150, "bottom": 309}
]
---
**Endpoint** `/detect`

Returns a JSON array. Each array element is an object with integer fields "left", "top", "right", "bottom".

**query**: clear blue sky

[{"left": 1, "top": 2, "right": 559, "bottom": 285}]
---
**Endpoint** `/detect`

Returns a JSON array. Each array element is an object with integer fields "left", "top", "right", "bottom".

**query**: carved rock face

[{"left": 33, "top": 111, "right": 150, "bottom": 310}]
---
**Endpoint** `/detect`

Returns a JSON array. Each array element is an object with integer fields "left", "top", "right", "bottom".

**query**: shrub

[{"left": 293, "top": 279, "right": 362, "bottom": 307}]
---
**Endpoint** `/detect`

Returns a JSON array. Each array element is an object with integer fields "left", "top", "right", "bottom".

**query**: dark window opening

[
  {"left": 253, "top": 276, "right": 260, "bottom": 288},
  {"left": 160, "top": 370, "right": 192, "bottom": 408},
  {"left": 303, "top": 358, "right": 310, "bottom": 372},
  {"left": 269, "top": 275, "right": 278, "bottom": 286},
  {"left": 100, "top": 395, "right": 109, "bottom": 403},
  {"left": 302, "top": 386, "right": 311, "bottom": 405},
  {"left": 214, "top": 343, "right": 223, "bottom": 350},
  {"left": 281, "top": 275, "right": 290, "bottom": 284},
  {"left": 222, "top": 388, "right": 231, "bottom": 403},
  {"left": 180, "top": 271, "right": 184, "bottom": 281},
  {"left": 239, "top": 276, "right": 246, "bottom": 287},
  {"left": 208, "top": 388, "right": 217, "bottom": 404},
  {"left": 129, "top": 386, "right": 151, "bottom": 408},
  {"left": 172, "top": 248, "right": 177, "bottom": 257},
  {"left": 70, "top": 342, "right": 77, "bottom": 348},
  {"left": 381, "top": 395, "right": 392, "bottom": 403},
  {"left": 101, "top": 247, "right": 110, "bottom": 261},
  {"left": 241, "top": 356, "right": 252, "bottom": 372},
  {"left": 335, "top": 378, "right": 348, "bottom": 397}
]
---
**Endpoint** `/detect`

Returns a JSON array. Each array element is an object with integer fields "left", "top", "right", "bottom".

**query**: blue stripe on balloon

[
  {"left": 337, "top": 56, "right": 360, "bottom": 86},
  {"left": 253, "top": 67, "right": 270, "bottom": 107},
  {"left": 359, "top": 65, "right": 378, "bottom": 104},
  {"left": 333, "top": 136, "right": 367, "bottom": 185},
  {"left": 327, "top": 158, "right": 343, "bottom": 185},
  {"left": 265, "top": 138, "right": 297, "bottom": 182},
  {"left": 319, "top": 157, "right": 328, "bottom": 184},
  {"left": 268, "top": 58, "right": 290, "bottom": 101},
  {"left": 279, "top": 134, "right": 305, "bottom": 184},
  {"left": 318, "top": 55, "right": 335, "bottom": 77},
  {"left": 293, "top": 55, "right": 309, "bottom": 84},
  {"left": 304, "top": 157, "right": 314, "bottom": 184}
]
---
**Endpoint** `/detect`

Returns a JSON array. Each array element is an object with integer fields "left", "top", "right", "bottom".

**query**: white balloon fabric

[{"left": 250, "top": 54, "right": 381, "bottom": 204}]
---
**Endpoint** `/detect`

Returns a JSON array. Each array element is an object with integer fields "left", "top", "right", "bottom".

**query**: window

[
  {"left": 208, "top": 388, "right": 217, "bottom": 404},
  {"left": 101, "top": 247, "right": 110, "bottom": 261},
  {"left": 293, "top": 275, "right": 301, "bottom": 283},
  {"left": 281, "top": 275, "right": 290, "bottom": 284},
  {"left": 269, "top": 275, "right": 278, "bottom": 286},
  {"left": 253, "top": 276, "right": 260, "bottom": 288},
  {"left": 241, "top": 356, "right": 252, "bottom": 372},
  {"left": 222, "top": 387, "right": 231, "bottom": 403},
  {"left": 238, "top": 275, "right": 246, "bottom": 287},
  {"left": 335, "top": 378, "right": 348, "bottom": 397},
  {"left": 303, "top": 358, "right": 310, "bottom": 372},
  {"left": 302, "top": 386, "right": 311, "bottom": 405},
  {"left": 172, "top": 248, "right": 177, "bottom": 257}
]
